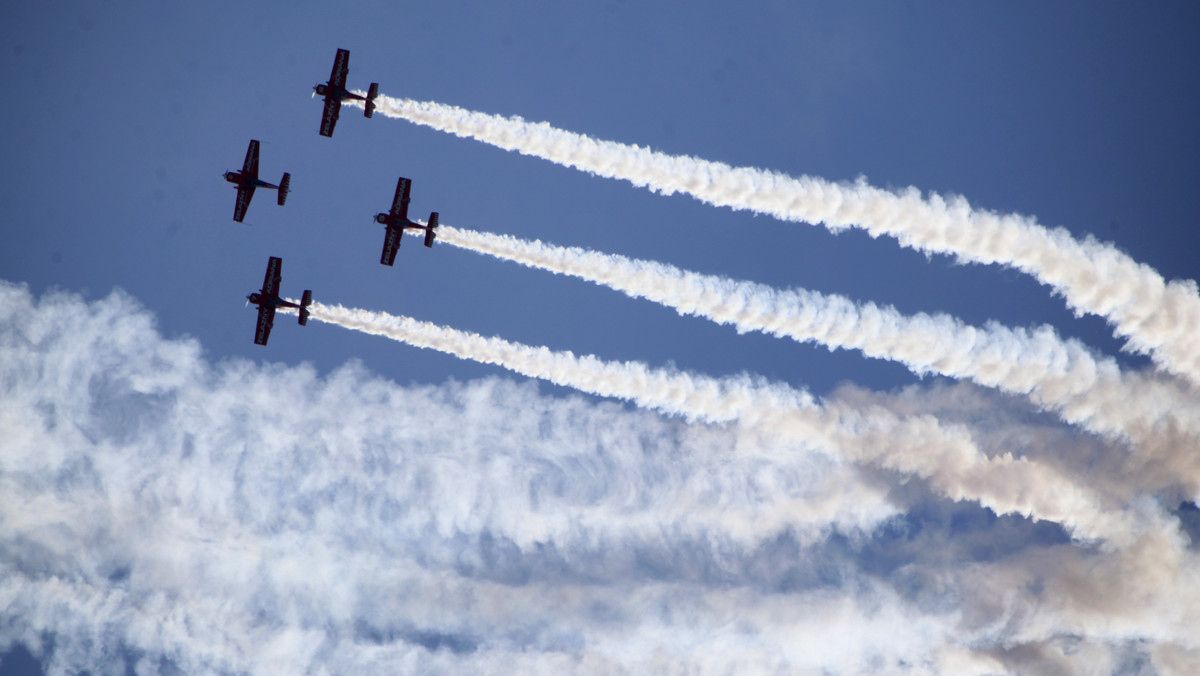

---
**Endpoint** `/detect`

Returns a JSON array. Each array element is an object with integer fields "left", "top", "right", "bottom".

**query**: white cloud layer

[{"left": 3, "top": 283, "right": 1199, "bottom": 674}]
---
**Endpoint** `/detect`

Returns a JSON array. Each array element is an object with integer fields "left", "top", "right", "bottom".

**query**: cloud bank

[{"left": 3, "top": 283, "right": 1198, "bottom": 675}]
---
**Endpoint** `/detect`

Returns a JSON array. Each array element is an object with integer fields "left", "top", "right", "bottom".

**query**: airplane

[
  {"left": 375, "top": 176, "right": 439, "bottom": 265},
  {"left": 313, "top": 48, "right": 378, "bottom": 137},
  {"left": 224, "top": 139, "right": 290, "bottom": 223},
  {"left": 246, "top": 256, "right": 312, "bottom": 346}
]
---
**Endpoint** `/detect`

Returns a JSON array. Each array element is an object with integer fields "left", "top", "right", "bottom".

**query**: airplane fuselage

[
  {"left": 247, "top": 292, "right": 301, "bottom": 311},
  {"left": 314, "top": 83, "right": 367, "bottom": 103},
  {"left": 375, "top": 212, "right": 422, "bottom": 230},
  {"left": 225, "top": 171, "right": 279, "bottom": 191}
]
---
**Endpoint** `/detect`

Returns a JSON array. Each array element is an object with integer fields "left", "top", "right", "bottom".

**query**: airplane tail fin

[
  {"left": 299, "top": 290, "right": 312, "bottom": 326},
  {"left": 424, "top": 212, "right": 438, "bottom": 248},
  {"left": 278, "top": 173, "right": 291, "bottom": 206},
  {"left": 365, "top": 83, "right": 379, "bottom": 117}
]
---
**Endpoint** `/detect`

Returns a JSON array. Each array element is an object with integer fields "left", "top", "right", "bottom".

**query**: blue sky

[{"left": 3, "top": 2, "right": 1199, "bottom": 674}]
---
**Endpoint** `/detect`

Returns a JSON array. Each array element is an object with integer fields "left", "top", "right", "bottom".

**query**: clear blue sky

[{"left": 2, "top": 2, "right": 1198, "bottom": 673}]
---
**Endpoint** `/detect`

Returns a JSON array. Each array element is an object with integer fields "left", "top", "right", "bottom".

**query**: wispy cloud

[{"left": 4, "top": 276, "right": 1197, "bottom": 674}]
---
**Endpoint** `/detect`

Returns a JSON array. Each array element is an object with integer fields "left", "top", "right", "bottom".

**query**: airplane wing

[
  {"left": 262, "top": 256, "right": 282, "bottom": 297},
  {"left": 233, "top": 184, "right": 255, "bottom": 222},
  {"left": 391, "top": 177, "right": 412, "bottom": 220},
  {"left": 329, "top": 49, "right": 349, "bottom": 89},
  {"left": 380, "top": 225, "right": 402, "bottom": 266},
  {"left": 254, "top": 305, "right": 275, "bottom": 346},
  {"left": 242, "top": 140, "right": 260, "bottom": 178},
  {"left": 319, "top": 97, "right": 340, "bottom": 137}
]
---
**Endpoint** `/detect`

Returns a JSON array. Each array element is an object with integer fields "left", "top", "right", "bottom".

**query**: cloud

[
  {"left": 3, "top": 282, "right": 1197, "bottom": 674},
  {"left": 6, "top": 282, "right": 1196, "bottom": 673}
]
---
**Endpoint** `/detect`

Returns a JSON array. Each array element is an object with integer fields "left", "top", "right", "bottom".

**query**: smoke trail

[
  {"left": 434, "top": 224, "right": 1200, "bottom": 479},
  {"left": 354, "top": 94, "right": 1200, "bottom": 387},
  {"left": 290, "top": 300, "right": 1136, "bottom": 545}
]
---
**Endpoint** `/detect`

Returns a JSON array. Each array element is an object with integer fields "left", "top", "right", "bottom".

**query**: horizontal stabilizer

[
  {"left": 425, "top": 212, "right": 439, "bottom": 248},
  {"left": 299, "top": 290, "right": 312, "bottom": 325},
  {"left": 365, "top": 83, "right": 379, "bottom": 117},
  {"left": 278, "top": 173, "right": 291, "bottom": 206}
]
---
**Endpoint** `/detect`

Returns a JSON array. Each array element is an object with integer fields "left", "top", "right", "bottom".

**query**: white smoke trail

[
  {"left": 291, "top": 300, "right": 1138, "bottom": 545},
  {"left": 353, "top": 94, "right": 1200, "bottom": 387},
  {"left": 434, "top": 224, "right": 1200, "bottom": 482}
]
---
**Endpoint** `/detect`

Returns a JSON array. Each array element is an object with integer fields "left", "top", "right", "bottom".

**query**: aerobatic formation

[
  {"left": 201, "top": 48, "right": 1200, "bottom": 673},
  {"left": 224, "top": 49, "right": 437, "bottom": 344}
]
